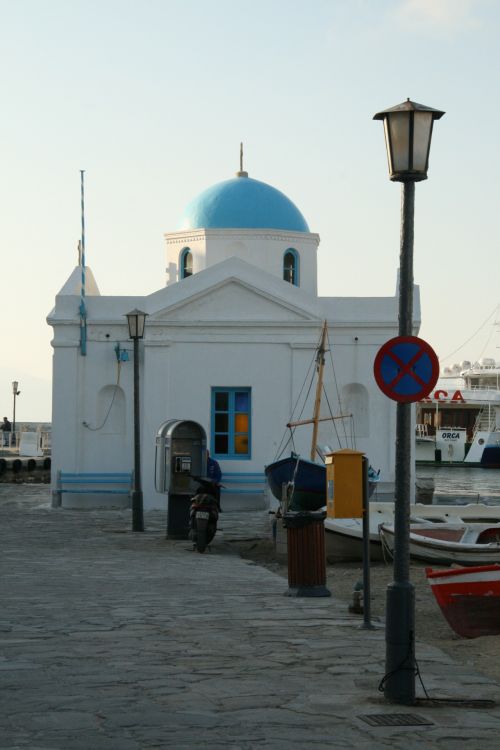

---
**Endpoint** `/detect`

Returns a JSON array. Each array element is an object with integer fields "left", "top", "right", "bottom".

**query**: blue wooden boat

[
  {"left": 265, "top": 454, "right": 380, "bottom": 511},
  {"left": 264, "top": 454, "right": 326, "bottom": 511}
]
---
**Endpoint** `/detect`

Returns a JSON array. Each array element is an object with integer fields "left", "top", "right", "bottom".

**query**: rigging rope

[
  {"left": 325, "top": 326, "right": 349, "bottom": 447},
  {"left": 349, "top": 414, "right": 356, "bottom": 450},
  {"left": 272, "top": 326, "right": 324, "bottom": 462},
  {"left": 273, "top": 323, "right": 354, "bottom": 460},
  {"left": 475, "top": 315, "right": 496, "bottom": 362},
  {"left": 322, "top": 329, "right": 362, "bottom": 452},
  {"left": 440, "top": 303, "right": 499, "bottom": 363},
  {"left": 321, "top": 384, "right": 344, "bottom": 449}
]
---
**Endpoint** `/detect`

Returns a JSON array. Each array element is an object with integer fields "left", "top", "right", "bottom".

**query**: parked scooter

[{"left": 189, "top": 477, "right": 220, "bottom": 553}]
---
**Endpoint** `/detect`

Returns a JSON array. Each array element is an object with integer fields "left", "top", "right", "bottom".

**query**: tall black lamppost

[
  {"left": 12, "top": 381, "right": 20, "bottom": 446},
  {"left": 373, "top": 99, "right": 444, "bottom": 704},
  {"left": 125, "top": 309, "right": 148, "bottom": 532}
]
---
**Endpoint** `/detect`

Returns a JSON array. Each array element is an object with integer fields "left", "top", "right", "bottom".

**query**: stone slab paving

[{"left": 1, "top": 485, "right": 500, "bottom": 749}]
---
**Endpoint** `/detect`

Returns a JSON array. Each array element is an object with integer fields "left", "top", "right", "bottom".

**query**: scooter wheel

[{"left": 196, "top": 518, "right": 208, "bottom": 553}]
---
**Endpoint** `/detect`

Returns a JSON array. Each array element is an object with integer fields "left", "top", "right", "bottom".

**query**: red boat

[{"left": 426, "top": 564, "right": 500, "bottom": 639}]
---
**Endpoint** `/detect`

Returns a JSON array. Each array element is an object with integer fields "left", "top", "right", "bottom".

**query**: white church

[{"left": 48, "top": 162, "right": 419, "bottom": 509}]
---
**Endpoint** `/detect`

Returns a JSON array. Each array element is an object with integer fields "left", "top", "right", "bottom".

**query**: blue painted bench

[
  {"left": 53, "top": 471, "right": 133, "bottom": 507},
  {"left": 221, "top": 472, "right": 266, "bottom": 496}
]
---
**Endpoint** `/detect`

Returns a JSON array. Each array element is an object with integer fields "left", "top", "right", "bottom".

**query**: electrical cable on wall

[{"left": 82, "top": 361, "right": 122, "bottom": 431}]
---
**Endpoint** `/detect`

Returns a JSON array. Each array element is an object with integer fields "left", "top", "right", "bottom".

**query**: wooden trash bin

[{"left": 283, "top": 511, "right": 331, "bottom": 597}]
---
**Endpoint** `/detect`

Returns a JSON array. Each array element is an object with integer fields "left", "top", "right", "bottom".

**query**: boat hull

[
  {"left": 324, "top": 520, "right": 383, "bottom": 561},
  {"left": 481, "top": 445, "right": 500, "bottom": 468},
  {"left": 324, "top": 501, "right": 500, "bottom": 562},
  {"left": 416, "top": 427, "right": 500, "bottom": 468},
  {"left": 264, "top": 456, "right": 325, "bottom": 511},
  {"left": 416, "top": 439, "right": 500, "bottom": 469},
  {"left": 380, "top": 522, "right": 500, "bottom": 566},
  {"left": 426, "top": 565, "right": 500, "bottom": 638}
]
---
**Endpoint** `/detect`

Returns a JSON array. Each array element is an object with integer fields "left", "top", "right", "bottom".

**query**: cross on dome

[{"left": 236, "top": 142, "right": 248, "bottom": 178}]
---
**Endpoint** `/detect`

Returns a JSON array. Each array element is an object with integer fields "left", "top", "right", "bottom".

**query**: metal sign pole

[{"left": 361, "top": 456, "right": 373, "bottom": 629}]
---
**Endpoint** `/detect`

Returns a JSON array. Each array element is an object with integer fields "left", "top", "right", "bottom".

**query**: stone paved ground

[{"left": 2, "top": 485, "right": 500, "bottom": 749}]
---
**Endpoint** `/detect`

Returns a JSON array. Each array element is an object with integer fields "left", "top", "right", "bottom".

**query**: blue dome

[{"left": 179, "top": 175, "right": 309, "bottom": 233}]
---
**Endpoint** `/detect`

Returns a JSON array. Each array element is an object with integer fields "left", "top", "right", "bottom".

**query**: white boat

[
  {"left": 380, "top": 520, "right": 500, "bottom": 566},
  {"left": 324, "top": 500, "right": 500, "bottom": 562},
  {"left": 416, "top": 358, "right": 500, "bottom": 467}
]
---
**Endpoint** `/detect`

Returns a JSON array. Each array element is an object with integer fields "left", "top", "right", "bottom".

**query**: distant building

[{"left": 47, "top": 166, "right": 419, "bottom": 508}]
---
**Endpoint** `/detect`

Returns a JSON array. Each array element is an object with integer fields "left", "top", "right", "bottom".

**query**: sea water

[{"left": 416, "top": 466, "right": 500, "bottom": 506}]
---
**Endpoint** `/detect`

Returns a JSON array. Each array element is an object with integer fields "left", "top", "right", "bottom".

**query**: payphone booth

[{"left": 155, "top": 420, "right": 207, "bottom": 539}]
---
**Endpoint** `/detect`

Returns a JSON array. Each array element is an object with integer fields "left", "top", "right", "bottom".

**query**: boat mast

[{"left": 310, "top": 321, "right": 328, "bottom": 461}]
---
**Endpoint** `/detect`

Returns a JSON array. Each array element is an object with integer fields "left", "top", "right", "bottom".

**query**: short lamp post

[
  {"left": 125, "top": 309, "right": 148, "bottom": 532},
  {"left": 12, "top": 381, "right": 20, "bottom": 446},
  {"left": 373, "top": 99, "right": 444, "bottom": 704}
]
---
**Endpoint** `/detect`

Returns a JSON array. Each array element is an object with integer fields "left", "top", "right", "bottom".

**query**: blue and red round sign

[{"left": 373, "top": 336, "right": 439, "bottom": 403}]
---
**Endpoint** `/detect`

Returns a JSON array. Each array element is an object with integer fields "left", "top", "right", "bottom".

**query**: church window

[
  {"left": 283, "top": 249, "right": 299, "bottom": 286},
  {"left": 212, "top": 387, "right": 251, "bottom": 459},
  {"left": 180, "top": 247, "right": 193, "bottom": 279}
]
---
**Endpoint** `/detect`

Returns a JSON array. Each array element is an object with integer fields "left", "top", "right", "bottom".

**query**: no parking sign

[{"left": 373, "top": 336, "right": 439, "bottom": 403}]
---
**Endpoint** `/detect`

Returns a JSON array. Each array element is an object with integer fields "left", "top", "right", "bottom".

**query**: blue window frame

[
  {"left": 283, "top": 248, "right": 299, "bottom": 286},
  {"left": 180, "top": 247, "right": 193, "bottom": 279},
  {"left": 211, "top": 387, "right": 251, "bottom": 459}
]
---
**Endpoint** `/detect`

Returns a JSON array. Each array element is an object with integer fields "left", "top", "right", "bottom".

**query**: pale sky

[{"left": 2, "top": 0, "right": 499, "bottom": 422}]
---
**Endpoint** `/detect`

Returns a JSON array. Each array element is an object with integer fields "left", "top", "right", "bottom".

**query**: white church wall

[
  {"left": 141, "top": 343, "right": 169, "bottom": 510},
  {"left": 165, "top": 235, "right": 206, "bottom": 285},
  {"left": 136, "top": 331, "right": 345, "bottom": 509},
  {"left": 51, "top": 341, "right": 79, "bottom": 478},
  {"left": 165, "top": 229, "right": 319, "bottom": 296},
  {"left": 204, "top": 231, "right": 319, "bottom": 298},
  {"left": 50, "top": 311, "right": 136, "bottom": 498},
  {"left": 342, "top": 383, "right": 369, "bottom": 438},
  {"left": 49, "top": 292, "right": 407, "bottom": 509},
  {"left": 96, "top": 385, "right": 126, "bottom": 435}
]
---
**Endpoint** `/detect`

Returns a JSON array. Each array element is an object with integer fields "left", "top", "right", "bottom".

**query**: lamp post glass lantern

[
  {"left": 374, "top": 98, "right": 444, "bottom": 705},
  {"left": 125, "top": 309, "right": 148, "bottom": 532},
  {"left": 126, "top": 309, "right": 147, "bottom": 339},
  {"left": 373, "top": 99, "right": 444, "bottom": 182}
]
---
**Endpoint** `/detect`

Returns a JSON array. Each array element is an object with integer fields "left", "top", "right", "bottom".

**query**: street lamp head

[
  {"left": 373, "top": 98, "right": 445, "bottom": 182},
  {"left": 125, "top": 309, "right": 148, "bottom": 340}
]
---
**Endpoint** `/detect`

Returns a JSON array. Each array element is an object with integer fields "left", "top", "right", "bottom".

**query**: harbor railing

[{"left": 1, "top": 429, "right": 51, "bottom": 455}]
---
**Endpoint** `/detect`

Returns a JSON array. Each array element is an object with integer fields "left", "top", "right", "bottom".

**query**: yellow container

[{"left": 325, "top": 449, "right": 364, "bottom": 519}]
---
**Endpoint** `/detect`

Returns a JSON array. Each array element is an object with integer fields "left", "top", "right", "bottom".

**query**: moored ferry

[{"left": 416, "top": 358, "right": 500, "bottom": 467}]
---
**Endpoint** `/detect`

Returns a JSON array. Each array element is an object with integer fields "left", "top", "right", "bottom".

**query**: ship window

[
  {"left": 283, "top": 249, "right": 299, "bottom": 286},
  {"left": 180, "top": 247, "right": 193, "bottom": 279},
  {"left": 211, "top": 387, "right": 251, "bottom": 459}
]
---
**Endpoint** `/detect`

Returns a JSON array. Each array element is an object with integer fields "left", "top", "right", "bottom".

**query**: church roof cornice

[{"left": 164, "top": 228, "right": 320, "bottom": 245}]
